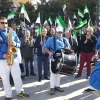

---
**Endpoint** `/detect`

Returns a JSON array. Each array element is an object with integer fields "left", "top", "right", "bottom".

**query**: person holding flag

[{"left": 34, "top": 28, "right": 50, "bottom": 82}]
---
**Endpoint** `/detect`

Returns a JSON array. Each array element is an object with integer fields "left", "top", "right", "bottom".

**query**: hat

[{"left": 56, "top": 27, "right": 63, "bottom": 32}]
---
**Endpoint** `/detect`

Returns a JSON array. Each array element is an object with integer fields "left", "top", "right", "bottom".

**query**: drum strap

[{"left": 53, "top": 36, "right": 65, "bottom": 51}]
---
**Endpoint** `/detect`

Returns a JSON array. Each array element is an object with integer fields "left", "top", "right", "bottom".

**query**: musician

[
  {"left": 0, "top": 17, "right": 29, "bottom": 100},
  {"left": 20, "top": 29, "right": 36, "bottom": 77},
  {"left": 45, "top": 26, "right": 70, "bottom": 95},
  {"left": 75, "top": 27, "right": 97, "bottom": 79}
]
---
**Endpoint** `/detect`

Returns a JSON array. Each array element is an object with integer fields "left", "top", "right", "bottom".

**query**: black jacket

[
  {"left": 80, "top": 34, "right": 97, "bottom": 53},
  {"left": 34, "top": 35, "right": 49, "bottom": 56}
]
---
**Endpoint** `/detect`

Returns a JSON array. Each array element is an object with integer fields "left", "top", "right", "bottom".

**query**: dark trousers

[
  {"left": 37, "top": 55, "right": 49, "bottom": 79},
  {"left": 24, "top": 57, "right": 34, "bottom": 75},
  {"left": 78, "top": 52, "right": 94, "bottom": 76}
]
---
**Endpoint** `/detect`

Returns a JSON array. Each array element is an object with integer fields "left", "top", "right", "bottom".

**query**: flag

[
  {"left": 37, "top": 27, "right": 42, "bottom": 35},
  {"left": 83, "top": 5, "right": 90, "bottom": 21},
  {"left": 88, "top": 19, "right": 93, "bottom": 28},
  {"left": 48, "top": 17, "right": 53, "bottom": 25},
  {"left": 21, "top": 4, "right": 30, "bottom": 22},
  {"left": 75, "top": 20, "right": 87, "bottom": 29},
  {"left": 63, "top": 4, "right": 66, "bottom": 12},
  {"left": 78, "top": 8, "right": 84, "bottom": 18},
  {"left": 73, "top": 13, "right": 77, "bottom": 27},
  {"left": 73, "top": 30, "right": 78, "bottom": 45},
  {"left": 55, "top": 16, "right": 66, "bottom": 29},
  {"left": 84, "top": 5, "right": 90, "bottom": 14},
  {"left": 68, "top": 17, "right": 72, "bottom": 30},
  {"left": 43, "top": 20, "right": 48, "bottom": 25},
  {"left": 35, "top": 12, "right": 41, "bottom": 24},
  {"left": 7, "top": 12, "right": 15, "bottom": 20}
]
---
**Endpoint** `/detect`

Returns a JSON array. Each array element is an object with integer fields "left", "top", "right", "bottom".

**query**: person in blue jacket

[
  {"left": 0, "top": 17, "right": 29, "bottom": 100},
  {"left": 89, "top": 62, "right": 100, "bottom": 91},
  {"left": 95, "top": 36, "right": 100, "bottom": 57},
  {"left": 88, "top": 35, "right": 100, "bottom": 91},
  {"left": 45, "top": 26, "right": 70, "bottom": 95}
]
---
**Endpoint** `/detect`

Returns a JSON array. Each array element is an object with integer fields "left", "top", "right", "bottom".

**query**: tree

[
  {"left": 17, "top": 1, "right": 37, "bottom": 24},
  {"left": 0, "top": 0, "right": 13, "bottom": 17},
  {"left": 35, "top": 0, "right": 64, "bottom": 25},
  {"left": 54, "top": 0, "right": 96, "bottom": 24}
]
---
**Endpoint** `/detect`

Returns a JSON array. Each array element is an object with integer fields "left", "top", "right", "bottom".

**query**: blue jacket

[
  {"left": 0, "top": 29, "right": 20, "bottom": 60},
  {"left": 89, "top": 62, "right": 100, "bottom": 91},
  {"left": 44, "top": 35, "right": 70, "bottom": 54}
]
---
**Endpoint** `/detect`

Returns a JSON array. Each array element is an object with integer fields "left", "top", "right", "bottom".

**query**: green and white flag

[
  {"left": 37, "top": 27, "right": 42, "bottom": 35},
  {"left": 78, "top": 8, "right": 84, "bottom": 18},
  {"left": 21, "top": 4, "right": 30, "bottom": 22},
  {"left": 63, "top": 4, "right": 66, "bottom": 12},
  {"left": 84, "top": 5, "right": 90, "bottom": 14},
  {"left": 73, "top": 30, "right": 78, "bottom": 45},
  {"left": 7, "top": 12, "right": 15, "bottom": 20},
  {"left": 88, "top": 19, "right": 92, "bottom": 28},
  {"left": 35, "top": 12, "right": 41, "bottom": 24},
  {"left": 55, "top": 16, "right": 66, "bottom": 29},
  {"left": 68, "top": 17, "right": 72, "bottom": 30},
  {"left": 43, "top": 19, "right": 48, "bottom": 25},
  {"left": 75, "top": 19, "right": 87, "bottom": 29},
  {"left": 48, "top": 17, "right": 52, "bottom": 25}
]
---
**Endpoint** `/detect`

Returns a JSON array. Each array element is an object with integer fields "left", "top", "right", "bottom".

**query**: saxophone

[{"left": 7, "top": 28, "right": 17, "bottom": 66}]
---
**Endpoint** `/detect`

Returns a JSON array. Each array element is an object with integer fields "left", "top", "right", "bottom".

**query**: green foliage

[
  {"left": 0, "top": 0, "right": 13, "bottom": 17},
  {"left": 64, "top": 0, "right": 96, "bottom": 22},
  {"left": 16, "top": 1, "right": 37, "bottom": 25}
]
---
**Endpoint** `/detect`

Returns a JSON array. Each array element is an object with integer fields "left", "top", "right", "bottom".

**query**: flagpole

[{"left": 24, "top": 14, "right": 26, "bottom": 35}]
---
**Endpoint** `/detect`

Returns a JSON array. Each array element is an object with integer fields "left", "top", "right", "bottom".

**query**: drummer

[{"left": 45, "top": 26, "right": 70, "bottom": 95}]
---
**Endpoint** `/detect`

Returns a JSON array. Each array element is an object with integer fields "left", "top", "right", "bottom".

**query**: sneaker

[
  {"left": 84, "top": 88, "right": 96, "bottom": 92},
  {"left": 38, "top": 78, "right": 42, "bottom": 82},
  {"left": 5, "top": 97, "right": 12, "bottom": 100},
  {"left": 44, "top": 77, "right": 50, "bottom": 80},
  {"left": 86, "top": 76, "right": 90, "bottom": 79},
  {"left": 49, "top": 88, "right": 54, "bottom": 95},
  {"left": 75, "top": 74, "right": 81, "bottom": 78},
  {"left": 55, "top": 87, "right": 64, "bottom": 92},
  {"left": 17, "top": 91, "right": 29, "bottom": 98}
]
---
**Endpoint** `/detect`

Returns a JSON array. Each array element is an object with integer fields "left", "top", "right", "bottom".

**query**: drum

[{"left": 51, "top": 50, "right": 77, "bottom": 76}]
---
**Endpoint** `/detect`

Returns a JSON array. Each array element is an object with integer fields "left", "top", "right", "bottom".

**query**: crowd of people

[{"left": 0, "top": 16, "right": 100, "bottom": 100}]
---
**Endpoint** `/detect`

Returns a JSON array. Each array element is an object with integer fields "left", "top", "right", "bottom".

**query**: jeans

[
  {"left": 24, "top": 57, "right": 34, "bottom": 75},
  {"left": 37, "top": 55, "right": 49, "bottom": 79}
]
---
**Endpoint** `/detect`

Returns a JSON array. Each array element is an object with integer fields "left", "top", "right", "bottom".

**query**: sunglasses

[
  {"left": 0, "top": 22, "right": 8, "bottom": 24},
  {"left": 57, "top": 32, "right": 62, "bottom": 34}
]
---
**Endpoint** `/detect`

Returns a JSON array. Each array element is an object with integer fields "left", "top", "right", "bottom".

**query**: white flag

[{"left": 21, "top": 4, "right": 30, "bottom": 22}]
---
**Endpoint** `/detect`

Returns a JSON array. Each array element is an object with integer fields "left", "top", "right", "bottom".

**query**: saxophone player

[{"left": 0, "top": 17, "right": 29, "bottom": 100}]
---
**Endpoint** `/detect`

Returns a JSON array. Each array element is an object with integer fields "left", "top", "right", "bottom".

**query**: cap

[{"left": 56, "top": 27, "right": 63, "bottom": 32}]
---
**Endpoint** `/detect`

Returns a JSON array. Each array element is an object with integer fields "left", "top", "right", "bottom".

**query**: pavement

[{"left": 0, "top": 54, "right": 100, "bottom": 100}]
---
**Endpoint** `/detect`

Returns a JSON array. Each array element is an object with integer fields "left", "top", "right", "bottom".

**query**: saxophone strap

[{"left": 0, "top": 32, "right": 8, "bottom": 50}]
